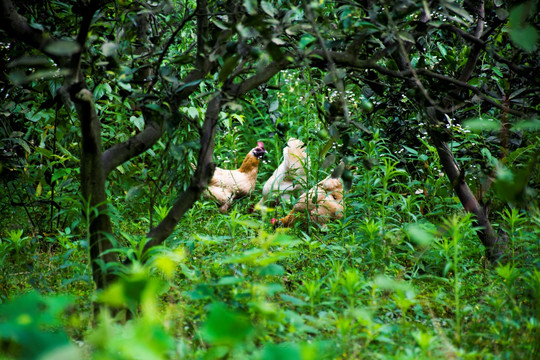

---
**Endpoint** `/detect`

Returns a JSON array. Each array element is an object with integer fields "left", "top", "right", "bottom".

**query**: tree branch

[
  {"left": 102, "top": 112, "right": 164, "bottom": 176},
  {"left": 144, "top": 93, "right": 222, "bottom": 249},
  {"left": 304, "top": 2, "right": 351, "bottom": 125},
  {"left": 309, "top": 50, "right": 391, "bottom": 76},
  {"left": 225, "top": 58, "right": 291, "bottom": 97},
  {"left": 101, "top": 67, "right": 208, "bottom": 176},
  {"left": 0, "top": 0, "right": 62, "bottom": 63},
  {"left": 72, "top": 2, "right": 98, "bottom": 69},
  {"left": 147, "top": 6, "right": 197, "bottom": 93},
  {"left": 196, "top": 0, "right": 210, "bottom": 70},
  {"left": 310, "top": 48, "right": 528, "bottom": 117},
  {"left": 434, "top": 23, "right": 528, "bottom": 75},
  {"left": 412, "top": 68, "right": 527, "bottom": 117},
  {"left": 457, "top": 0, "right": 484, "bottom": 83},
  {"left": 102, "top": 0, "right": 217, "bottom": 186}
]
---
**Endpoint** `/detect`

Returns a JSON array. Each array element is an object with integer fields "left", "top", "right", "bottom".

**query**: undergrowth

[{"left": 1, "top": 133, "right": 538, "bottom": 360}]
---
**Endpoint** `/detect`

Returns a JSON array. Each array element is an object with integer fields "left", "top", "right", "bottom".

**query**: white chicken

[{"left": 257, "top": 138, "right": 309, "bottom": 207}]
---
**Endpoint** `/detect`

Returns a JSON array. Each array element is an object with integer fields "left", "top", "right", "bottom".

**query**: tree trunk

[
  {"left": 426, "top": 107, "right": 507, "bottom": 262},
  {"left": 71, "top": 86, "right": 117, "bottom": 290}
]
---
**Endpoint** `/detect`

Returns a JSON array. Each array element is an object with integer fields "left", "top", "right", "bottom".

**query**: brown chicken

[
  {"left": 204, "top": 142, "right": 265, "bottom": 213},
  {"left": 257, "top": 138, "right": 309, "bottom": 207},
  {"left": 272, "top": 175, "right": 344, "bottom": 227}
]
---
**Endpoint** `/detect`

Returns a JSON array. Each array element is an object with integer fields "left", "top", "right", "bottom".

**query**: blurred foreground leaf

[{"left": 201, "top": 302, "right": 253, "bottom": 347}]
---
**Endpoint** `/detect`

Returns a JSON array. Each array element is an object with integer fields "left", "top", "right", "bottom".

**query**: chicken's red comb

[
  {"left": 271, "top": 218, "right": 277, "bottom": 225},
  {"left": 257, "top": 141, "right": 264, "bottom": 149}
]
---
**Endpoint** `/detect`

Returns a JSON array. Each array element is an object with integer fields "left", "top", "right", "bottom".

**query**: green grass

[{"left": 0, "top": 130, "right": 538, "bottom": 360}]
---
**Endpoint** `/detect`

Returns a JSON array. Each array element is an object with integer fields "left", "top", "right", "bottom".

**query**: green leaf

[
  {"left": 259, "top": 283, "right": 284, "bottom": 296},
  {"left": 180, "top": 264, "right": 198, "bottom": 281},
  {"left": 201, "top": 303, "right": 253, "bottom": 346},
  {"left": 269, "top": 100, "right": 279, "bottom": 112},
  {"left": 402, "top": 145, "right": 418, "bottom": 156},
  {"left": 217, "top": 276, "right": 243, "bottom": 285},
  {"left": 51, "top": 168, "right": 69, "bottom": 183},
  {"left": 272, "top": 37, "right": 286, "bottom": 46},
  {"left": 261, "top": 343, "right": 302, "bottom": 360},
  {"left": 280, "top": 294, "right": 307, "bottom": 306},
  {"left": 285, "top": 24, "right": 311, "bottom": 36},
  {"left": 45, "top": 40, "right": 81, "bottom": 56},
  {"left": 298, "top": 34, "right": 316, "bottom": 49},
  {"left": 144, "top": 103, "right": 163, "bottom": 113},
  {"left": 94, "top": 83, "right": 106, "bottom": 100},
  {"left": 117, "top": 81, "right": 132, "bottom": 92},
  {"left": 467, "top": 77, "right": 481, "bottom": 86},
  {"left": 398, "top": 31, "right": 415, "bottom": 43},
  {"left": 373, "top": 275, "right": 415, "bottom": 296},
  {"left": 258, "top": 264, "right": 284, "bottom": 276},
  {"left": 496, "top": 8, "right": 509, "bottom": 20},
  {"left": 261, "top": 1, "right": 277, "bottom": 17},
  {"left": 8, "top": 55, "right": 51, "bottom": 68},
  {"left": 492, "top": 67, "right": 503, "bottom": 78},
  {"left": 512, "top": 118, "right": 540, "bottom": 131},
  {"left": 0, "top": 292, "right": 73, "bottom": 359},
  {"left": 172, "top": 54, "right": 195, "bottom": 65},
  {"left": 354, "top": 21, "right": 380, "bottom": 30},
  {"left": 319, "top": 139, "right": 335, "bottom": 158},
  {"left": 322, "top": 154, "right": 335, "bottom": 169},
  {"left": 186, "top": 107, "right": 199, "bottom": 119},
  {"left": 494, "top": 155, "right": 538, "bottom": 203},
  {"left": 442, "top": 2, "right": 473, "bottom": 23},
  {"left": 34, "top": 146, "right": 54, "bottom": 157},
  {"left": 508, "top": 2, "right": 539, "bottom": 52},
  {"left": 509, "top": 25, "right": 538, "bottom": 52},
  {"left": 176, "top": 79, "right": 202, "bottom": 93},
  {"left": 243, "top": 0, "right": 257, "bottom": 15},
  {"left": 463, "top": 117, "right": 501, "bottom": 132},
  {"left": 212, "top": 19, "right": 230, "bottom": 30},
  {"left": 406, "top": 223, "right": 435, "bottom": 247},
  {"left": 125, "top": 185, "right": 143, "bottom": 201},
  {"left": 10, "top": 69, "right": 70, "bottom": 85},
  {"left": 218, "top": 55, "right": 240, "bottom": 83},
  {"left": 224, "top": 248, "right": 264, "bottom": 264},
  {"left": 437, "top": 43, "right": 447, "bottom": 57},
  {"left": 7, "top": 138, "right": 31, "bottom": 153},
  {"left": 39, "top": 345, "right": 82, "bottom": 360},
  {"left": 101, "top": 42, "right": 118, "bottom": 57},
  {"left": 130, "top": 115, "right": 144, "bottom": 131}
]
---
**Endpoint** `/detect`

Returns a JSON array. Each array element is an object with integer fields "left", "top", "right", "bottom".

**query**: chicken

[
  {"left": 272, "top": 175, "right": 344, "bottom": 227},
  {"left": 257, "top": 138, "right": 309, "bottom": 207},
  {"left": 203, "top": 142, "right": 266, "bottom": 213}
]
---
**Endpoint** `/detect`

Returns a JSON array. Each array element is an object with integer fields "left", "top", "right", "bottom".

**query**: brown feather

[
  {"left": 204, "top": 145, "right": 264, "bottom": 213},
  {"left": 277, "top": 175, "right": 344, "bottom": 227}
]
